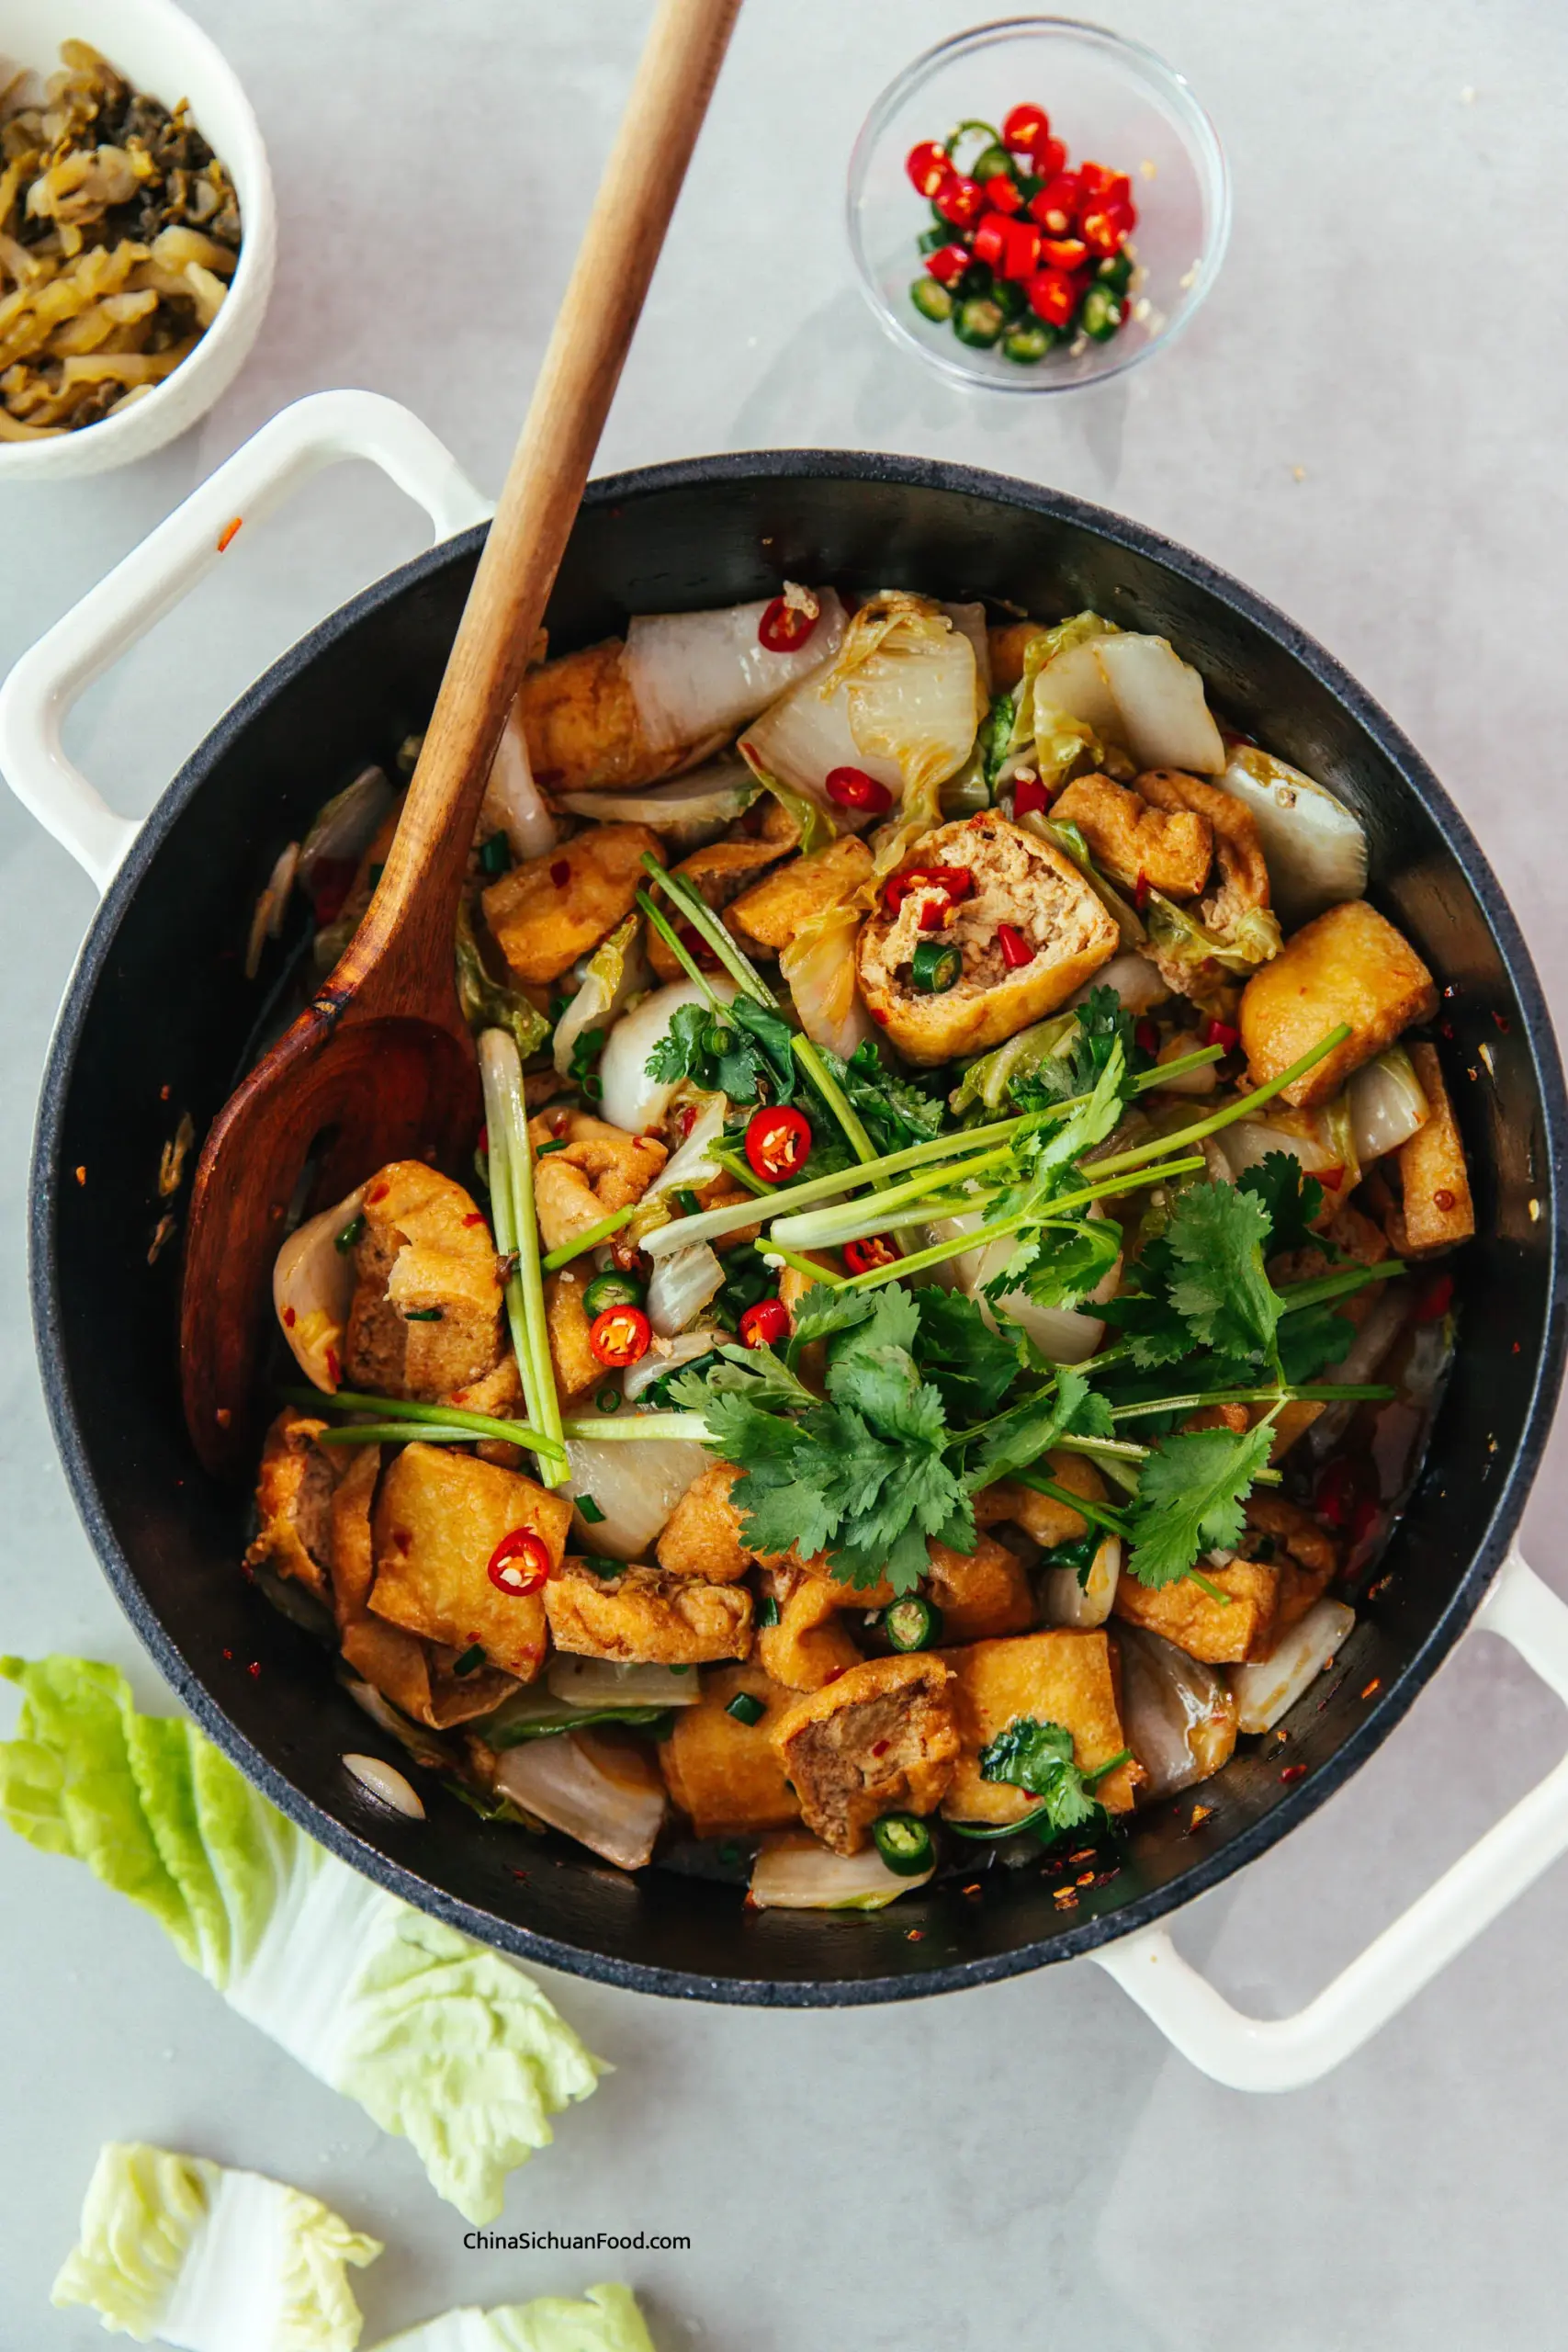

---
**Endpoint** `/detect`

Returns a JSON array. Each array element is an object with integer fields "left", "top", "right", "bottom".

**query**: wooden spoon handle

[{"left": 346, "top": 0, "right": 742, "bottom": 1013}]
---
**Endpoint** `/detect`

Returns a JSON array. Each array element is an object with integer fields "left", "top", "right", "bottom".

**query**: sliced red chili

[
  {"left": 1080, "top": 199, "right": 1134, "bottom": 256},
  {"left": 1414, "top": 1272, "right": 1455, "bottom": 1324},
  {"left": 1038, "top": 234, "right": 1090, "bottom": 271},
  {"left": 1134, "top": 1017, "right": 1159, "bottom": 1055},
  {"left": 1002, "top": 101, "right": 1051, "bottom": 155},
  {"left": 488, "top": 1528, "right": 552, "bottom": 1597},
  {"left": 1133, "top": 868, "right": 1150, "bottom": 910},
  {"left": 1031, "top": 134, "right": 1066, "bottom": 182},
  {"left": 982, "top": 172, "right": 1023, "bottom": 216},
  {"left": 739, "top": 1296, "right": 790, "bottom": 1350},
  {"left": 997, "top": 922, "right": 1033, "bottom": 970},
  {"left": 1201, "top": 1016, "right": 1240, "bottom": 1051},
  {"left": 589, "top": 1304, "right": 651, "bottom": 1368},
  {"left": 905, "top": 139, "right": 952, "bottom": 198},
  {"left": 746, "top": 1104, "right": 812, "bottom": 1183},
  {"left": 935, "top": 175, "right": 986, "bottom": 227},
  {"left": 998, "top": 219, "right": 1042, "bottom": 281},
  {"left": 1024, "top": 266, "right": 1078, "bottom": 328},
  {"left": 883, "top": 864, "right": 975, "bottom": 918},
  {"left": 1028, "top": 172, "right": 1083, "bottom": 234},
  {"left": 758, "top": 594, "right": 818, "bottom": 654},
  {"left": 1012, "top": 776, "right": 1050, "bottom": 818},
  {"left": 843, "top": 1235, "right": 900, "bottom": 1276},
  {"left": 972, "top": 210, "right": 1012, "bottom": 269},
  {"left": 826, "top": 766, "right": 893, "bottom": 816},
  {"left": 925, "top": 242, "right": 972, "bottom": 287}
]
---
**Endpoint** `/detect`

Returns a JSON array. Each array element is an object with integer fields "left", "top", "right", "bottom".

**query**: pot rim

[{"left": 28, "top": 446, "right": 1568, "bottom": 2004}]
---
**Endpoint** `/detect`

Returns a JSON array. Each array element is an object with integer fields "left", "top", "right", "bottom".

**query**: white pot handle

[
  {"left": 0, "top": 390, "right": 493, "bottom": 896},
  {"left": 1094, "top": 1544, "right": 1568, "bottom": 2088}
]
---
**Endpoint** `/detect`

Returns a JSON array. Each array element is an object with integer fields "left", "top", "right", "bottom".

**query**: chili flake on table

[{"left": 905, "top": 103, "right": 1137, "bottom": 365}]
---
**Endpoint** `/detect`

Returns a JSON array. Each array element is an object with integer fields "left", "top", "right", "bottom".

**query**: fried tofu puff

[
  {"left": 856, "top": 816, "right": 1118, "bottom": 1064},
  {"left": 921, "top": 1532, "right": 1035, "bottom": 1644},
  {"left": 770, "top": 1654, "right": 960, "bottom": 1855},
  {"left": 368, "top": 1442, "right": 571, "bottom": 1681},
  {"left": 545, "top": 1558, "right": 753, "bottom": 1666},
  {"left": 939, "top": 1631, "right": 1144, "bottom": 1825},
  {"left": 754, "top": 1558, "right": 888, "bottom": 1690},
  {"left": 527, "top": 1109, "right": 668, "bottom": 1258},
  {"left": 544, "top": 1268, "right": 600, "bottom": 1402},
  {"left": 518, "top": 639, "right": 692, "bottom": 795},
  {"left": 644, "top": 837, "right": 787, "bottom": 980},
  {"left": 1239, "top": 899, "right": 1438, "bottom": 1109},
  {"left": 659, "top": 1663, "right": 801, "bottom": 1838},
  {"left": 482, "top": 822, "right": 666, "bottom": 987},
  {"left": 243, "top": 1409, "right": 341, "bottom": 1600},
  {"left": 987, "top": 619, "right": 1045, "bottom": 693},
  {"left": 726, "top": 836, "right": 874, "bottom": 954},
  {"left": 1112, "top": 1496, "right": 1338, "bottom": 1665},
  {"left": 1136, "top": 769, "right": 1273, "bottom": 943},
  {"left": 1394, "top": 1042, "right": 1475, "bottom": 1252},
  {"left": 1052, "top": 774, "right": 1213, "bottom": 899},
  {"left": 655, "top": 1463, "right": 754, "bottom": 1583},
  {"left": 344, "top": 1163, "right": 504, "bottom": 1402}
]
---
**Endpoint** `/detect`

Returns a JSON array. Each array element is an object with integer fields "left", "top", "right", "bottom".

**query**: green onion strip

[{"left": 479, "top": 1029, "right": 566, "bottom": 1487}]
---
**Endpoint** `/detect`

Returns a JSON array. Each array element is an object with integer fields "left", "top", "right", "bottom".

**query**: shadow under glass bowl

[{"left": 847, "top": 14, "right": 1230, "bottom": 396}]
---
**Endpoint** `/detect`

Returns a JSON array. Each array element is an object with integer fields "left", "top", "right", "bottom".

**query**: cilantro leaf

[
  {"left": 987, "top": 1213, "right": 1122, "bottom": 1313},
  {"left": 1164, "top": 1182, "right": 1280, "bottom": 1364},
  {"left": 961, "top": 1364, "right": 1111, "bottom": 1493},
  {"left": 642, "top": 996, "right": 795, "bottom": 1105},
  {"left": 643, "top": 1001, "right": 711, "bottom": 1088},
  {"left": 1276, "top": 1300, "right": 1356, "bottom": 1386},
  {"left": 817, "top": 1039, "right": 947, "bottom": 1157},
  {"left": 1010, "top": 989, "right": 1145, "bottom": 1113},
  {"left": 980, "top": 690, "right": 1016, "bottom": 787},
  {"left": 1123, "top": 1419, "right": 1277, "bottom": 1589},
  {"left": 786, "top": 1281, "right": 876, "bottom": 1352},
  {"left": 978, "top": 1715, "right": 1099, "bottom": 1835},
  {"left": 914, "top": 1288, "right": 1021, "bottom": 1419},
  {"left": 1239, "top": 1152, "right": 1325, "bottom": 1255}
]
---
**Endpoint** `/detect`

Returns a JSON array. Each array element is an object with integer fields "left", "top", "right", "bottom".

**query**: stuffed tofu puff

[{"left": 249, "top": 583, "right": 1472, "bottom": 1908}]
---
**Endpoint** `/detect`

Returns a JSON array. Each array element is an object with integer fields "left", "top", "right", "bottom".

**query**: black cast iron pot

[{"left": 27, "top": 448, "right": 1568, "bottom": 2005}]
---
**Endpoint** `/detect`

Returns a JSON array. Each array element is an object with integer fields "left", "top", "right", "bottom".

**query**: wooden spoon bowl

[{"left": 180, "top": 0, "right": 742, "bottom": 1473}]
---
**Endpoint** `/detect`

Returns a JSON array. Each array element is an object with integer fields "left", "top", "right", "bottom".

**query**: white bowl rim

[
  {"left": 845, "top": 11, "right": 1233, "bottom": 399},
  {"left": 0, "top": 0, "right": 274, "bottom": 473}
]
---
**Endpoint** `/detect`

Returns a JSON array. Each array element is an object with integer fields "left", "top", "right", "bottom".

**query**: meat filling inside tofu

[
  {"left": 770, "top": 1654, "right": 960, "bottom": 1855},
  {"left": 482, "top": 822, "right": 667, "bottom": 987},
  {"left": 344, "top": 1162, "right": 504, "bottom": 1402},
  {"left": 856, "top": 815, "right": 1118, "bottom": 1064},
  {"left": 545, "top": 1558, "right": 753, "bottom": 1665}
]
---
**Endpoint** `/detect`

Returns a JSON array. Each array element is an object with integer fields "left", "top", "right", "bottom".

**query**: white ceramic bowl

[{"left": 0, "top": 0, "right": 274, "bottom": 479}]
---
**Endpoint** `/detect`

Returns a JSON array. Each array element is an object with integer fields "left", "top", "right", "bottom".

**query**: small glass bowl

[{"left": 847, "top": 16, "right": 1230, "bottom": 396}]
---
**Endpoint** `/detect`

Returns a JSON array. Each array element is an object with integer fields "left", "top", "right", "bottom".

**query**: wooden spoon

[{"left": 180, "top": 0, "right": 742, "bottom": 1473}]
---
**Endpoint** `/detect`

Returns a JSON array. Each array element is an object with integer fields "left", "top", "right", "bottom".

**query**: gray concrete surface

[{"left": 2, "top": 3, "right": 1564, "bottom": 2345}]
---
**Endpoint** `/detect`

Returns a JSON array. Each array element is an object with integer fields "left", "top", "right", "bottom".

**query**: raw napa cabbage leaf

[
  {"left": 0, "top": 1657, "right": 604, "bottom": 2223},
  {"left": 51, "top": 2141, "right": 379, "bottom": 2349}
]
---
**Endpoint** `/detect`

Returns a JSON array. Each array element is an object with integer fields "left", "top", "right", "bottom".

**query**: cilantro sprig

[{"left": 949, "top": 1715, "right": 1132, "bottom": 1844}]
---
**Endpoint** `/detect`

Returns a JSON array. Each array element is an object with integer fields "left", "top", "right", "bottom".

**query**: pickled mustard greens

[{"left": 0, "top": 41, "right": 243, "bottom": 439}]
